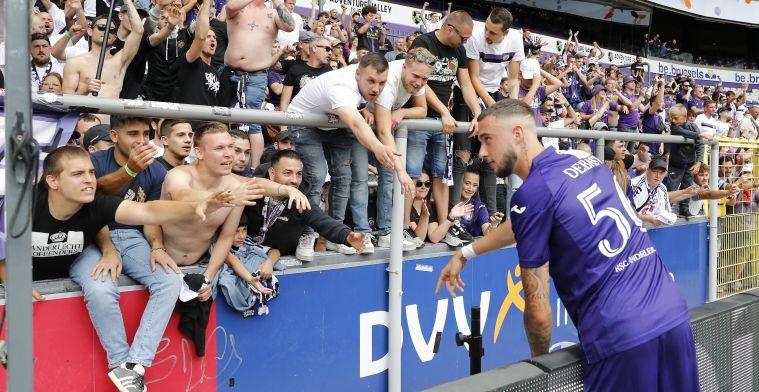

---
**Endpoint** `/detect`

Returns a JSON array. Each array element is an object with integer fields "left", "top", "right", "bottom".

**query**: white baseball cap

[{"left": 520, "top": 58, "right": 541, "bottom": 80}]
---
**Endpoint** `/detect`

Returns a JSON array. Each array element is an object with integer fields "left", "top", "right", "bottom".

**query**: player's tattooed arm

[
  {"left": 522, "top": 263, "right": 553, "bottom": 357},
  {"left": 274, "top": 0, "right": 295, "bottom": 30}
]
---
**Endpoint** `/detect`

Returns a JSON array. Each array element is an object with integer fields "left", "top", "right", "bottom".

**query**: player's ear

[{"left": 45, "top": 174, "right": 59, "bottom": 190}]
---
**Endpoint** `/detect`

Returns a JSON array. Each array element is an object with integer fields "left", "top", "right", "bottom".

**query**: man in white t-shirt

[
  {"left": 694, "top": 100, "right": 728, "bottom": 137},
  {"left": 287, "top": 53, "right": 398, "bottom": 258},
  {"left": 355, "top": 47, "right": 435, "bottom": 252},
  {"left": 738, "top": 105, "right": 758, "bottom": 140},
  {"left": 633, "top": 158, "right": 673, "bottom": 225},
  {"left": 30, "top": 33, "right": 64, "bottom": 92}
]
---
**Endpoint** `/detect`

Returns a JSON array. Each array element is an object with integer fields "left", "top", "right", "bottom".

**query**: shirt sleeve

[
  {"left": 474, "top": 202, "right": 489, "bottom": 230},
  {"left": 464, "top": 35, "right": 478, "bottom": 60},
  {"left": 93, "top": 193, "right": 125, "bottom": 228},
  {"left": 510, "top": 32, "right": 526, "bottom": 62},
  {"left": 328, "top": 83, "right": 362, "bottom": 110},
  {"left": 511, "top": 175, "right": 554, "bottom": 267},
  {"left": 457, "top": 47, "right": 468, "bottom": 69},
  {"left": 146, "top": 166, "right": 167, "bottom": 201},
  {"left": 283, "top": 68, "right": 295, "bottom": 87}
]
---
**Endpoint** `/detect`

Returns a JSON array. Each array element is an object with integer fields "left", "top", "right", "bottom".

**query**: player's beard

[{"left": 494, "top": 142, "right": 518, "bottom": 178}]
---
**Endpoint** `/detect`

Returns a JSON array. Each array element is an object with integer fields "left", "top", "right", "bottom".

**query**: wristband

[
  {"left": 461, "top": 244, "right": 477, "bottom": 261},
  {"left": 124, "top": 164, "right": 138, "bottom": 178},
  {"left": 446, "top": 214, "right": 455, "bottom": 222},
  {"left": 65, "top": 31, "right": 73, "bottom": 39},
  {"left": 151, "top": 247, "right": 166, "bottom": 253}
]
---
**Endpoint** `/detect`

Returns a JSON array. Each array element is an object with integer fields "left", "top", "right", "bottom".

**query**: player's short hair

[
  {"left": 361, "top": 5, "right": 377, "bottom": 17},
  {"left": 477, "top": 99, "right": 534, "bottom": 125},
  {"left": 405, "top": 47, "right": 436, "bottom": 69},
  {"left": 488, "top": 7, "right": 513, "bottom": 31},
  {"left": 668, "top": 104, "right": 687, "bottom": 119},
  {"left": 359, "top": 52, "right": 389, "bottom": 73},
  {"left": 159, "top": 119, "right": 192, "bottom": 138},
  {"left": 193, "top": 121, "right": 229, "bottom": 146},
  {"left": 446, "top": 11, "right": 474, "bottom": 28},
  {"left": 271, "top": 149, "right": 302, "bottom": 167},
  {"left": 42, "top": 146, "right": 90, "bottom": 181},
  {"left": 110, "top": 115, "right": 151, "bottom": 131},
  {"left": 228, "top": 128, "right": 248, "bottom": 142}
]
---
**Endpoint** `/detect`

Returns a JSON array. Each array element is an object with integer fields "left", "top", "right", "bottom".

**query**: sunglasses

[
  {"left": 315, "top": 45, "right": 332, "bottom": 50},
  {"left": 415, "top": 181, "right": 432, "bottom": 188},
  {"left": 447, "top": 24, "right": 470, "bottom": 43},
  {"left": 95, "top": 24, "right": 117, "bottom": 34},
  {"left": 413, "top": 53, "right": 437, "bottom": 65}
]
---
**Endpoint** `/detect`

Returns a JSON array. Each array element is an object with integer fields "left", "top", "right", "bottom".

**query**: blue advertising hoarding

[{"left": 216, "top": 221, "right": 707, "bottom": 391}]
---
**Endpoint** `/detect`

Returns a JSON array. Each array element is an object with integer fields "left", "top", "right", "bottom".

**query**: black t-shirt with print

[
  {"left": 175, "top": 54, "right": 222, "bottom": 106},
  {"left": 409, "top": 32, "right": 468, "bottom": 117},
  {"left": 32, "top": 187, "right": 123, "bottom": 281},
  {"left": 283, "top": 61, "right": 333, "bottom": 100},
  {"left": 355, "top": 22, "right": 381, "bottom": 53},
  {"left": 142, "top": 28, "right": 191, "bottom": 101}
]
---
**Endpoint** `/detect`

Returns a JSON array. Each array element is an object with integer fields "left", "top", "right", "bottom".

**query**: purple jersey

[
  {"left": 519, "top": 85, "right": 547, "bottom": 126},
  {"left": 581, "top": 100, "right": 618, "bottom": 125},
  {"left": 640, "top": 110, "right": 663, "bottom": 153},
  {"left": 510, "top": 147, "right": 689, "bottom": 363},
  {"left": 561, "top": 71, "right": 583, "bottom": 105},
  {"left": 459, "top": 198, "right": 489, "bottom": 237},
  {"left": 618, "top": 91, "right": 640, "bottom": 129},
  {"left": 687, "top": 97, "right": 704, "bottom": 112}
]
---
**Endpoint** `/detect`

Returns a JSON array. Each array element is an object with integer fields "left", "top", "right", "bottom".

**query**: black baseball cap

[
  {"left": 83, "top": 124, "right": 112, "bottom": 149},
  {"left": 650, "top": 158, "right": 668, "bottom": 171}
]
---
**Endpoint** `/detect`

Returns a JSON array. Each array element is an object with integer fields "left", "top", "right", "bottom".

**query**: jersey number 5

[{"left": 577, "top": 182, "right": 644, "bottom": 258}]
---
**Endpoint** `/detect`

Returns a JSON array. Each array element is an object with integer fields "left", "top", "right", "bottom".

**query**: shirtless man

[
  {"left": 225, "top": 0, "right": 296, "bottom": 168},
  {"left": 144, "top": 122, "right": 309, "bottom": 301},
  {"left": 61, "top": 0, "right": 143, "bottom": 98}
]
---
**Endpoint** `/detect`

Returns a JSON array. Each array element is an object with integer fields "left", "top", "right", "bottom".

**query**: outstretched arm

[
  {"left": 118, "top": 0, "right": 145, "bottom": 68},
  {"left": 522, "top": 264, "right": 553, "bottom": 357},
  {"left": 272, "top": 0, "right": 295, "bottom": 32}
]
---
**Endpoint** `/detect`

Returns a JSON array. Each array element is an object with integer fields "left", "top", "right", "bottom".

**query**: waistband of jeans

[{"left": 229, "top": 67, "right": 267, "bottom": 76}]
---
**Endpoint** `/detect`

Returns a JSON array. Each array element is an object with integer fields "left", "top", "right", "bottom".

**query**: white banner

[
  {"left": 644, "top": 0, "right": 759, "bottom": 26},
  {"left": 494, "top": 0, "right": 650, "bottom": 26}
]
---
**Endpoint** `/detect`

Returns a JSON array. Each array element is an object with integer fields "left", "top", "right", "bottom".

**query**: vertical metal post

[
  {"left": 595, "top": 135, "right": 605, "bottom": 161},
  {"left": 708, "top": 141, "right": 719, "bottom": 302},
  {"left": 4, "top": 0, "right": 35, "bottom": 389},
  {"left": 387, "top": 126, "right": 407, "bottom": 392}
]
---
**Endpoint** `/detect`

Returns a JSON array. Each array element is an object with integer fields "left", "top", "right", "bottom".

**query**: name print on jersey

[{"left": 32, "top": 230, "right": 84, "bottom": 257}]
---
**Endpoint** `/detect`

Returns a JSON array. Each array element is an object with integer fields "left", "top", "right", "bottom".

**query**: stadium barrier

[
  {"left": 0, "top": 93, "right": 710, "bottom": 391},
  {"left": 706, "top": 138, "right": 759, "bottom": 298},
  {"left": 424, "top": 288, "right": 759, "bottom": 392}
]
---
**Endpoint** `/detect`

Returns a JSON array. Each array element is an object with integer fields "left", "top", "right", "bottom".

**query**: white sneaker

[
  {"left": 295, "top": 234, "right": 316, "bottom": 262},
  {"left": 326, "top": 240, "right": 357, "bottom": 255},
  {"left": 443, "top": 233, "right": 464, "bottom": 247},
  {"left": 359, "top": 233, "right": 375, "bottom": 254},
  {"left": 377, "top": 233, "right": 418, "bottom": 251},
  {"left": 403, "top": 228, "right": 425, "bottom": 248}
]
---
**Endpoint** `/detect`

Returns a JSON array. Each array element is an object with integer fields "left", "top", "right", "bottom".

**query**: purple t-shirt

[
  {"left": 267, "top": 70, "right": 285, "bottom": 107},
  {"left": 641, "top": 110, "right": 663, "bottom": 153},
  {"left": 561, "top": 71, "right": 583, "bottom": 105},
  {"left": 510, "top": 147, "right": 689, "bottom": 363},
  {"left": 580, "top": 100, "right": 618, "bottom": 125},
  {"left": 459, "top": 198, "right": 489, "bottom": 237},
  {"left": 687, "top": 97, "right": 704, "bottom": 112},
  {"left": 618, "top": 91, "right": 640, "bottom": 129},
  {"left": 519, "top": 85, "right": 547, "bottom": 126}
]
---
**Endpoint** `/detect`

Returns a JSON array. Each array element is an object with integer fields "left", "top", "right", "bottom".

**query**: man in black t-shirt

[
  {"left": 138, "top": 5, "right": 188, "bottom": 101},
  {"left": 174, "top": 0, "right": 222, "bottom": 106},
  {"left": 355, "top": 5, "right": 381, "bottom": 53},
  {"left": 0, "top": 146, "right": 212, "bottom": 392},
  {"left": 279, "top": 35, "right": 333, "bottom": 111},
  {"left": 407, "top": 11, "right": 481, "bottom": 234}
]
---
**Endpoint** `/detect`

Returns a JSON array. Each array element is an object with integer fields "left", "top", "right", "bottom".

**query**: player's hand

[
  {"left": 208, "top": 190, "right": 235, "bottom": 210},
  {"left": 150, "top": 248, "right": 181, "bottom": 274},
  {"left": 32, "top": 289, "right": 45, "bottom": 301},
  {"left": 620, "top": 105, "right": 629, "bottom": 114},
  {"left": 346, "top": 232, "right": 366, "bottom": 253},
  {"left": 167, "top": 4, "right": 182, "bottom": 26},
  {"left": 373, "top": 144, "right": 401, "bottom": 171},
  {"left": 467, "top": 117, "right": 479, "bottom": 136},
  {"left": 91, "top": 248, "right": 123, "bottom": 282},
  {"left": 434, "top": 250, "right": 466, "bottom": 297},
  {"left": 441, "top": 114, "right": 457, "bottom": 135},
  {"left": 229, "top": 180, "right": 265, "bottom": 206},
  {"left": 126, "top": 143, "right": 158, "bottom": 173},
  {"left": 247, "top": 275, "right": 273, "bottom": 295},
  {"left": 423, "top": 1, "right": 429, "bottom": 7},
  {"left": 341, "top": 4, "right": 347, "bottom": 11},
  {"left": 398, "top": 170, "right": 415, "bottom": 197},
  {"left": 284, "top": 186, "right": 311, "bottom": 212},
  {"left": 88, "top": 78, "right": 104, "bottom": 94}
]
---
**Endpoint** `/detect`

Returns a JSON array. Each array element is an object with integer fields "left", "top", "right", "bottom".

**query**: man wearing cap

[
  {"left": 30, "top": 33, "right": 63, "bottom": 92},
  {"left": 616, "top": 75, "right": 644, "bottom": 152},
  {"left": 517, "top": 57, "right": 563, "bottom": 125},
  {"left": 70, "top": 114, "right": 102, "bottom": 147},
  {"left": 62, "top": 0, "right": 144, "bottom": 98},
  {"left": 258, "top": 129, "right": 295, "bottom": 170},
  {"left": 225, "top": 0, "right": 295, "bottom": 168},
  {"left": 279, "top": 35, "right": 333, "bottom": 112},
  {"left": 83, "top": 124, "right": 116, "bottom": 153},
  {"left": 633, "top": 158, "right": 698, "bottom": 224}
]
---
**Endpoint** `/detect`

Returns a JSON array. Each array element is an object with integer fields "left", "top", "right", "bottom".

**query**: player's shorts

[{"left": 583, "top": 320, "right": 700, "bottom": 392}]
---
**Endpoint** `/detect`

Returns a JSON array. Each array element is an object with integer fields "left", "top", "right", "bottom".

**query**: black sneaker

[
  {"left": 108, "top": 363, "right": 146, "bottom": 392},
  {"left": 678, "top": 209, "right": 695, "bottom": 218},
  {"left": 451, "top": 221, "right": 473, "bottom": 243}
]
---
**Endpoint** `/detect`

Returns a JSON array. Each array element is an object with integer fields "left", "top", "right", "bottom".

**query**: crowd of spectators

[{"left": 0, "top": 1, "right": 758, "bottom": 390}]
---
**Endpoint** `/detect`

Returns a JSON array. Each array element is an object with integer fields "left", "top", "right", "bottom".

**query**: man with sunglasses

[
  {"left": 62, "top": 0, "right": 143, "bottom": 99},
  {"left": 354, "top": 47, "right": 436, "bottom": 251},
  {"left": 279, "top": 36, "right": 333, "bottom": 112},
  {"left": 408, "top": 10, "right": 481, "bottom": 241}
]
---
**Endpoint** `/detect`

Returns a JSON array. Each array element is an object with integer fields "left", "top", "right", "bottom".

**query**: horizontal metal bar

[{"left": 33, "top": 93, "right": 693, "bottom": 144}]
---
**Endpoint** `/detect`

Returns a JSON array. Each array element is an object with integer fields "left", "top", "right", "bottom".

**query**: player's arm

[
  {"left": 522, "top": 263, "right": 552, "bottom": 357},
  {"left": 114, "top": 199, "right": 208, "bottom": 226},
  {"left": 224, "top": 0, "right": 256, "bottom": 19},
  {"left": 468, "top": 59, "right": 495, "bottom": 107},
  {"left": 271, "top": 0, "right": 295, "bottom": 32},
  {"left": 335, "top": 105, "right": 400, "bottom": 170},
  {"left": 118, "top": 0, "right": 145, "bottom": 68},
  {"left": 185, "top": 0, "right": 211, "bottom": 63},
  {"left": 278, "top": 85, "right": 293, "bottom": 112}
]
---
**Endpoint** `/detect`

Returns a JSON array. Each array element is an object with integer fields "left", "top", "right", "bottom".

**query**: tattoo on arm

[
  {"left": 522, "top": 264, "right": 552, "bottom": 357},
  {"left": 275, "top": 2, "right": 295, "bottom": 28}
]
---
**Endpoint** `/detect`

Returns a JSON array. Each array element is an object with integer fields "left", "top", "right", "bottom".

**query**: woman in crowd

[{"left": 39, "top": 71, "right": 63, "bottom": 94}]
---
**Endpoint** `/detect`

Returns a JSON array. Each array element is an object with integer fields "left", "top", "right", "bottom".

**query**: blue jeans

[
  {"left": 350, "top": 143, "right": 394, "bottom": 234},
  {"left": 69, "top": 229, "right": 181, "bottom": 368},
  {"left": 291, "top": 127, "right": 353, "bottom": 225},
  {"left": 229, "top": 71, "right": 267, "bottom": 135},
  {"left": 406, "top": 123, "right": 447, "bottom": 179}
]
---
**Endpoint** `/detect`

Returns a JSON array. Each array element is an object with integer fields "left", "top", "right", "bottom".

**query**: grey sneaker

[
  {"left": 359, "top": 233, "right": 375, "bottom": 254},
  {"left": 326, "top": 240, "right": 357, "bottom": 255},
  {"left": 403, "top": 228, "right": 425, "bottom": 248},
  {"left": 443, "top": 232, "right": 464, "bottom": 247},
  {"left": 377, "top": 233, "right": 418, "bottom": 251},
  {"left": 108, "top": 363, "right": 146, "bottom": 392},
  {"left": 295, "top": 234, "right": 316, "bottom": 262}
]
